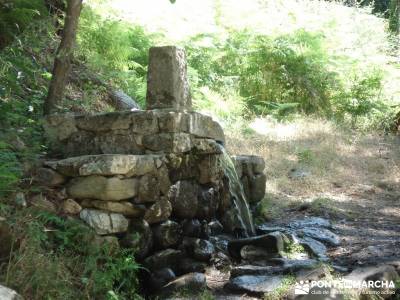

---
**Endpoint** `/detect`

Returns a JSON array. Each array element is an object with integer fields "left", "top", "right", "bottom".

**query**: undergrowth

[{"left": 0, "top": 207, "right": 142, "bottom": 299}]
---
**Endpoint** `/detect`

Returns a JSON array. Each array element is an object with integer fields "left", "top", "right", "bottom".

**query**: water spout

[{"left": 218, "top": 145, "right": 255, "bottom": 237}]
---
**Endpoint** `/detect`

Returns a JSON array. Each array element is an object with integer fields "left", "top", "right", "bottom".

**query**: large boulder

[
  {"left": 67, "top": 176, "right": 138, "bottom": 201},
  {"left": 79, "top": 209, "right": 129, "bottom": 235}
]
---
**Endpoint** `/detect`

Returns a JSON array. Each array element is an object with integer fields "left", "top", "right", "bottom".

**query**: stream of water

[{"left": 218, "top": 145, "right": 255, "bottom": 237}]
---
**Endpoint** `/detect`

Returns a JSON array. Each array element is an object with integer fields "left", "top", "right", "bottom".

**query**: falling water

[{"left": 218, "top": 144, "right": 255, "bottom": 237}]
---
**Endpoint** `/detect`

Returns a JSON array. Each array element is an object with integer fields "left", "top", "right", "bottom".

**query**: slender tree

[
  {"left": 389, "top": 0, "right": 400, "bottom": 34},
  {"left": 44, "top": 0, "right": 82, "bottom": 115}
]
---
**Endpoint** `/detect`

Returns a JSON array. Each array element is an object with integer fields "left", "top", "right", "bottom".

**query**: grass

[
  {"left": 0, "top": 206, "right": 142, "bottom": 300},
  {"left": 226, "top": 116, "right": 400, "bottom": 220},
  {"left": 264, "top": 275, "right": 296, "bottom": 300}
]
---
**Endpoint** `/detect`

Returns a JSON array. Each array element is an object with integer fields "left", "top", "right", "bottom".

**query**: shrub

[
  {"left": 2, "top": 209, "right": 142, "bottom": 299},
  {"left": 77, "top": 7, "right": 158, "bottom": 107},
  {"left": 0, "top": 0, "right": 48, "bottom": 48}
]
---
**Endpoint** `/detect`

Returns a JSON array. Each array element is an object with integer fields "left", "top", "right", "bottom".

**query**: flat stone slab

[
  {"left": 45, "top": 154, "right": 165, "bottom": 177},
  {"left": 225, "top": 274, "right": 285, "bottom": 295},
  {"left": 67, "top": 176, "right": 138, "bottom": 201},
  {"left": 44, "top": 111, "right": 224, "bottom": 156}
]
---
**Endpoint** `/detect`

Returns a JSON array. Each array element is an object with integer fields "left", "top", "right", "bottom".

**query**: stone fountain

[
  {"left": 41, "top": 46, "right": 268, "bottom": 293},
  {"left": 38, "top": 46, "right": 398, "bottom": 299}
]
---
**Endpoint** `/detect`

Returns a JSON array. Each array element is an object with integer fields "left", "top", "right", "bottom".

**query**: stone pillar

[{"left": 146, "top": 46, "right": 192, "bottom": 111}]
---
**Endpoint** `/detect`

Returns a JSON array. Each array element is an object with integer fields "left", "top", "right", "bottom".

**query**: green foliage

[
  {"left": 77, "top": 7, "right": 158, "bottom": 107},
  {"left": 185, "top": 29, "right": 393, "bottom": 128},
  {"left": 2, "top": 209, "right": 142, "bottom": 300},
  {"left": 0, "top": 20, "right": 53, "bottom": 197},
  {"left": 0, "top": 142, "right": 21, "bottom": 196},
  {"left": 0, "top": 0, "right": 48, "bottom": 48},
  {"left": 389, "top": 0, "right": 400, "bottom": 33},
  {"left": 333, "top": 70, "right": 387, "bottom": 128}
]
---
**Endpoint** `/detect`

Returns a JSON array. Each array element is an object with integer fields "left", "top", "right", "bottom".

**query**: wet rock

[
  {"left": 256, "top": 224, "right": 287, "bottom": 235},
  {"left": 67, "top": 176, "right": 138, "bottom": 201},
  {"left": 144, "top": 198, "right": 172, "bottom": 224},
  {"left": 230, "top": 259, "right": 320, "bottom": 278},
  {"left": 209, "top": 220, "right": 224, "bottom": 235},
  {"left": 181, "top": 219, "right": 202, "bottom": 238},
  {"left": 81, "top": 200, "right": 145, "bottom": 217},
  {"left": 225, "top": 274, "right": 284, "bottom": 295},
  {"left": 192, "top": 239, "right": 215, "bottom": 262},
  {"left": 35, "top": 167, "right": 66, "bottom": 186},
  {"left": 143, "top": 249, "right": 183, "bottom": 272},
  {"left": 211, "top": 252, "right": 231, "bottom": 270},
  {"left": 146, "top": 46, "right": 191, "bottom": 110},
  {"left": 80, "top": 209, "right": 129, "bottom": 235},
  {"left": 149, "top": 268, "right": 176, "bottom": 290},
  {"left": 0, "top": 285, "right": 23, "bottom": 300},
  {"left": 249, "top": 173, "right": 266, "bottom": 203},
  {"left": 153, "top": 220, "right": 182, "bottom": 249},
  {"left": 289, "top": 217, "right": 331, "bottom": 229},
  {"left": 162, "top": 273, "right": 207, "bottom": 296},
  {"left": 280, "top": 258, "right": 320, "bottom": 273},
  {"left": 200, "top": 220, "right": 211, "bottom": 239},
  {"left": 168, "top": 180, "right": 198, "bottom": 219},
  {"left": 0, "top": 220, "right": 12, "bottom": 261},
  {"left": 345, "top": 265, "right": 399, "bottom": 295},
  {"left": 31, "top": 194, "right": 57, "bottom": 213},
  {"left": 230, "top": 265, "right": 283, "bottom": 277},
  {"left": 196, "top": 186, "right": 218, "bottom": 220},
  {"left": 210, "top": 235, "right": 232, "bottom": 253},
  {"left": 197, "top": 154, "right": 224, "bottom": 184},
  {"left": 221, "top": 207, "right": 250, "bottom": 236},
  {"left": 240, "top": 245, "right": 278, "bottom": 261},
  {"left": 299, "top": 237, "right": 328, "bottom": 260},
  {"left": 296, "top": 227, "right": 340, "bottom": 247},
  {"left": 176, "top": 258, "right": 207, "bottom": 275},
  {"left": 45, "top": 154, "right": 161, "bottom": 177},
  {"left": 62, "top": 199, "right": 82, "bottom": 215},
  {"left": 228, "top": 233, "right": 285, "bottom": 260},
  {"left": 120, "top": 219, "right": 153, "bottom": 260}
]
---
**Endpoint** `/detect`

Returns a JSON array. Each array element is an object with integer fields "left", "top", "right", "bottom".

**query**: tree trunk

[{"left": 44, "top": 0, "right": 82, "bottom": 115}]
